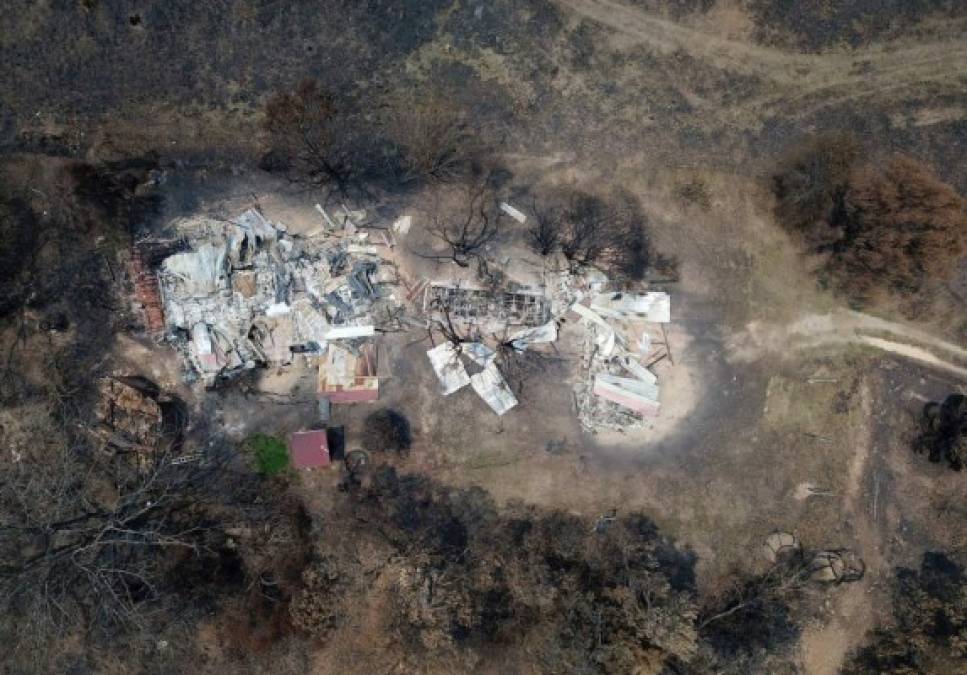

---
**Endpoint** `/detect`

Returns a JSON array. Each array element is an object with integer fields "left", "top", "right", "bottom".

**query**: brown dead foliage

[
  {"left": 837, "top": 156, "right": 966, "bottom": 297},
  {"left": 773, "top": 140, "right": 966, "bottom": 309},
  {"left": 290, "top": 467, "right": 699, "bottom": 673}
]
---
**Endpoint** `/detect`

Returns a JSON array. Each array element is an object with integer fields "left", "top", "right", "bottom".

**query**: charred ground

[{"left": 1, "top": 1, "right": 965, "bottom": 674}]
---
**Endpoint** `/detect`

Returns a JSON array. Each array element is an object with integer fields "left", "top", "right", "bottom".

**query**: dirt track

[
  {"left": 729, "top": 309, "right": 967, "bottom": 380},
  {"left": 554, "top": 0, "right": 966, "bottom": 113},
  {"left": 798, "top": 380, "right": 883, "bottom": 675}
]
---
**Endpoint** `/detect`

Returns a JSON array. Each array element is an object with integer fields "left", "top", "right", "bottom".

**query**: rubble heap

[
  {"left": 420, "top": 266, "right": 672, "bottom": 425},
  {"left": 156, "top": 207, "right": 396, "bottom": 389},
  {"left": 571, "top": 290, "right": 671, "bottom": 432},
  {"left": 93, "top": 376, "right": 163, "bottom": 450},
  {"left": 423, "top": 280, "right": 551, "bottom": 416},
  {"left": 537, "top": 262, "right": 673, "bottom": 431}
]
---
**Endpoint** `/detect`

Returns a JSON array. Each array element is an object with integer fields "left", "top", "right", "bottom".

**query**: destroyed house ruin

[
  {"left": 571, "top": 291, "right": 671, "bottom": 431},
  {"left": 155, "top": 208, "right": 391, "bottom": 389},
  {"left": 424, "top": 283, "right": 549, "bottom": 329}
]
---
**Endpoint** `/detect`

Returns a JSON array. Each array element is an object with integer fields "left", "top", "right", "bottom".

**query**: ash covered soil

[{"left": 1, "top": 1, "right": 965, "bottom": 674}]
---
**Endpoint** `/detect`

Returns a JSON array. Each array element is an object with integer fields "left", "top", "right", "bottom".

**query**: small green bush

[{"left": 247, "top": 433, "right": 289, "bottom": 476}]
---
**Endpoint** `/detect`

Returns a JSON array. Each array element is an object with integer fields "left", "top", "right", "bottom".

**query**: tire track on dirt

[
  {"left": 800, "top": 381, "right": 883, "bottom": 675},
  {"left": 729, "top": 310, "right": 967, "bottom": 380},
  {"left": 554, "top": 0, "right": 966, "bottom": 112}
]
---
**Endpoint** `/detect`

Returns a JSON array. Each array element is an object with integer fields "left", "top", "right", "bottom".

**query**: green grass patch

[{"left": 246, "top": 433, "right": 290, "bottom": 476}]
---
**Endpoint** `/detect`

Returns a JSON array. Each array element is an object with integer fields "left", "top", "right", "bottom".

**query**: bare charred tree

[
  {"left": 842, "top": 552, "right": 966, "bottom": 675},
  {"left": 0, "top": 433, "right": 290, "bottom": 640},
  {"left": 773, "top": 133, "right": 860, "bottom": 239},
  {"left": 384, "top": 89, "right": 486, "bottom": 184},
  {"left": 1, "top": 160, "right": 158, "bottom": 405},
  {"left": 560, "top": 192, "right": 613, "bottom": 266},
  {"left": 0, "top": 196, "right": 43, "bottom": 321},
  {"left": 698, "top": 554, "right": 812, "bottom": 664},
  {"left": 560, "top": 191, "right": 652, "bottom": 283},
  {"left": 262, "top": 80, "right": 361, "bottom": 197},
  {"left": 527, "top": 198, "right": 564, "bottom": 256},
  {"left": 422, "top": 180, "right": 503, "bottom": 268},
  {"left": 425, "top": 298, "right": 476, "bottom": 347}
]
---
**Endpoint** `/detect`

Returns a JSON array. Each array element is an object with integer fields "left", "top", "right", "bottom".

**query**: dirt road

[
  {"left": 799, "top": 381, "right": 884, "bottom": 675},
  {"left": 729, "top": 309, "right": 967, "bottom": 380},
  {"left": 554, "top": 0, "right": 966, "bottom": 113}
]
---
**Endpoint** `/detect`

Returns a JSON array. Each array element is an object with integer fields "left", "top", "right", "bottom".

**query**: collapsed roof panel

[
  {"left": 325, "top": 325, "right": 375, "bottom": 340},
  {"left": 162, "top": 242, "right": 228, "bottom": 298},
  {"left": 508, "top": 320, "right": 558, "bottom": 352},
  {"left": 470, "top": 362, "right": 518, "bottom": 416},
  {"left": 154, "top": 207, "right": 395, "bottom": 386},
  {"left": 591, "top": 291, "right": 670, "bottom": 323},
  {"left": 593, "top": 373, "right": 660, "bottom": 413},
  {"left": 461, "top": 342, "right": 496, "bottom": 367},
  {"left": 571, "top": 303, "right": 616, "bottom": 357},
  {"left": 426, "top": 342, "right": 471, "bottom": 395}
]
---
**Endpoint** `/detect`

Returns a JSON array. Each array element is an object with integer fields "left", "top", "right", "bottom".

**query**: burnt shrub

[
  {"left": 773, "top": 139, "right": 967, "bottom": 307},
  {"left": 362, "top": 408, "right": 412, "bottom": 455}
]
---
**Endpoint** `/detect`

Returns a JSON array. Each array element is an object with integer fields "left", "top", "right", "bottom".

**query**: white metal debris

[
  {"left": 392, "top": 215, "right": 412, "bottom": 235},
  {"left": 162, "top": 242, "right": 227, "bottom": 297},
  {"left": 461, "top": 342, "right": 496, "bottom": 367},
  {"left": 571, "top": 303, "right": 616, "bottom": 357},
  {"left": 426, "top": 342, "right": 471, "bottom": 395},
  {"left": 499, "top": 202, "right": 527, "bottom": 224},
  {"left": 291, "top": 298, "right": 329, "bottom": 346},
  {"left": 324, "top": 325, "right": 375, "bottom": 340},
  {"left": 592, "top": 374, "right": 660, "bottom": 416},
  {"left": 618, "top": 354, "right": 657, "bottom": 385},
  {"left": 470, "top": 362, "right": 518, "bottom": 415},
  {"left": 265, "top": 302, "right": 291, "bottom": 317},
  {"left": 508, "top": 320, "right": 558, "bottom": 352},
  {"left": 315, "top": 203, "right": 338, "bottom": 230},
  {"left": 590, "top": 291, "right": 671, "bottom": 323}
]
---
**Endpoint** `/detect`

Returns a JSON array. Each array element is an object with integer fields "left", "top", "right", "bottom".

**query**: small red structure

[
  {"left": 289, "top": 430, "right": 330, "bottom": 469},
  {"left": 130, "top": 247, "right": 165, "bottom": 335}
]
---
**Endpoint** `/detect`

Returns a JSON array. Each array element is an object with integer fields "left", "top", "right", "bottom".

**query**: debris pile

[
  {"left": 420, "top": 265, "right": 672, "bottom": 425},
  {"left": 92, "top": 376, "right": 173, "bottom": 451},
  {"left": 426, "top": 340, "right": 518, "bottom": 415},
  {"left": 156, "top": 207, "right": 396, "bottom": 391},
  {"left": 423, "top": 282, "right": 549, "bottom": 331},
  {"left": 539, "top": 260, "right": 672, "bottom": 429},
  {"left": 571, "top": 290, "right": 672, "bottom": 431},
  {"left": 147, "top": 203, "right": 675, "bottom": 429}
]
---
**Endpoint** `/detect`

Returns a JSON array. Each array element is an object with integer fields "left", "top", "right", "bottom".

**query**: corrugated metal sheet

[
  {"left": 470, "top": 362, "right": 518, "bottom": 416},
  {"left": 426, "top": 342, "right": 471, "bottom": 395}
]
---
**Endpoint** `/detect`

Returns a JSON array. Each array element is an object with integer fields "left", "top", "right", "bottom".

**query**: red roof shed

[{"left": 289, "top": 430, "right": 330, "bottom": 469}]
